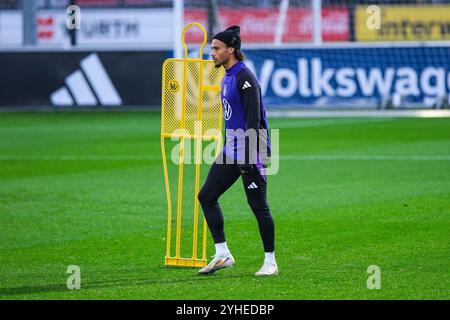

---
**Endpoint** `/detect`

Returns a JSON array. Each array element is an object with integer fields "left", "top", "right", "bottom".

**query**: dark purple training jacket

[{"left": 220, "top": 61, "right": 271, "bottom": 177}]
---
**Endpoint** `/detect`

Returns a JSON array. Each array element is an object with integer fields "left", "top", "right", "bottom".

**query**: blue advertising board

[{"left": 243, "top": 46, "right": 450, "bottom": 108}]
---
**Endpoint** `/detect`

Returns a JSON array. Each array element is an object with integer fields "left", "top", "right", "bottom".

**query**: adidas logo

[
  {"left": 50, "top": 53, "right": 122, "bottom": 107},
  {"left": 242, "top": 81, "right": 252, "bottom": 90},
  {"left": 247, "top": 182, "right": 258, "bottom": 189}
]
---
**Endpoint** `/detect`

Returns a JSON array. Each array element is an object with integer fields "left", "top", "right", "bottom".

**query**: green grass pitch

[{"left": 0, "top": 112, "right": 449, "bottom": 299}]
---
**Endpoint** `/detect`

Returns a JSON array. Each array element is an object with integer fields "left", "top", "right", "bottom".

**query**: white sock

[
  {"left": 264, "top": 251, "right": 276, "bottom": 265},
  {"left": 215, "top": 242, "right": 230, "bottom": 257}
]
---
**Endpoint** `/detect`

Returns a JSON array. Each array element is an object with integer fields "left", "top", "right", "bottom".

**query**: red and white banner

[
  {"left": 185, "top": 7, "right": 349, "bottom": 43},
  {"left": 0, "top": 7, "right": 348, "bottom": 47}
]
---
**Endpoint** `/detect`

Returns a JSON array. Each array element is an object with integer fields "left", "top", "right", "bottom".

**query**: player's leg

[
  {"left": 240, "top": 165, "right": 278, "bottom": 276},
  {"left": 197, "top": 159, "right": 240, "bottom": 274}
]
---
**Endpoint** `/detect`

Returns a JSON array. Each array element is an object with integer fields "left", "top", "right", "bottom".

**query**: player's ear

[{"left": 228, "top": 46, "right": 235, "bottom": 56}]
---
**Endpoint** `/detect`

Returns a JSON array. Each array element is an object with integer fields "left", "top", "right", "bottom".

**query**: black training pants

[{"left": 197, "top": 161, "right": 275, "bottom": 252}]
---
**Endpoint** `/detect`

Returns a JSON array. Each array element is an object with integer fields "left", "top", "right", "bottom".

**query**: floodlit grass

[{"left": 0, "top": 112, "right": 449, "bottom": 299}]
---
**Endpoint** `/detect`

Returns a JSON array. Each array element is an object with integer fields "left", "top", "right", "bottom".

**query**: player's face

[{"left": 211, "top": 39, "right": 234, "bottom": 68}]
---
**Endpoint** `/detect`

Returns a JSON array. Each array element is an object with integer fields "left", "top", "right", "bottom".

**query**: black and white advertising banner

[{"left": 0, "top": 51, "right": 167, "bottom": 108}]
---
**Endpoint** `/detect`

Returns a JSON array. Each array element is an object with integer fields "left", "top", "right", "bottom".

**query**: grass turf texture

[{"left": 0, "top": 112, "right": 449, "bottom": 300}]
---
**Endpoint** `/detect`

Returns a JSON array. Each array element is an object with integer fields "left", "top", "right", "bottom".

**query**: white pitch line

[
  {"left": 0, "top": 127, "right": 158, "bottom": 133},
  {"left": 279, "top": 155, "right": 450, "bottom": 161},
  {"left": 0, "top": 155, "right": 161, "bottom": 161},
  {"left": 0, "top": 117, "right": 392, "bottom": 133},
  {"left": 0, "top": 118, "right": 383, "bottom": 133},
  {"left": 0, "top": 155, "right": 449, "bottom": 161}
]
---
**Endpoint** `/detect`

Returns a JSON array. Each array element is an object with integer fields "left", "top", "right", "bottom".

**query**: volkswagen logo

[{"left": 223, "top": 98, "right": 232, "bottom": 120}]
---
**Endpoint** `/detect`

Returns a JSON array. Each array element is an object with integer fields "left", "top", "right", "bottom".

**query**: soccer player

[{"left": 198, "top": 26, "right": 277, "bottom": 276}]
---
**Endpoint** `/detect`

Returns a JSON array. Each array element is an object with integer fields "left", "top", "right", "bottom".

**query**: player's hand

[{"left": 237, "top": 164, "right": 253, "bottom": 174}]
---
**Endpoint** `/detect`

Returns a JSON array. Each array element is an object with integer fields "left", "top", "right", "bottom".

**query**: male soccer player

[{"left": 197, "top": 26, "right": 277, "bottom": 276}]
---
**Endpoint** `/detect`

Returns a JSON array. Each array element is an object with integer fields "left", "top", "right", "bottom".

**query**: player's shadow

[
  {"left": 0, "top": 266, "right": 250, "bottom": 297},
  {"left": 0, "top": 284, "right": 68, "bottom": 297}
]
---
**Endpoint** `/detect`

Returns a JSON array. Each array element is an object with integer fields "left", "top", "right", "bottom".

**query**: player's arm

[{"left": 237, "top": 70, "right": 261, "bottom": 173}]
